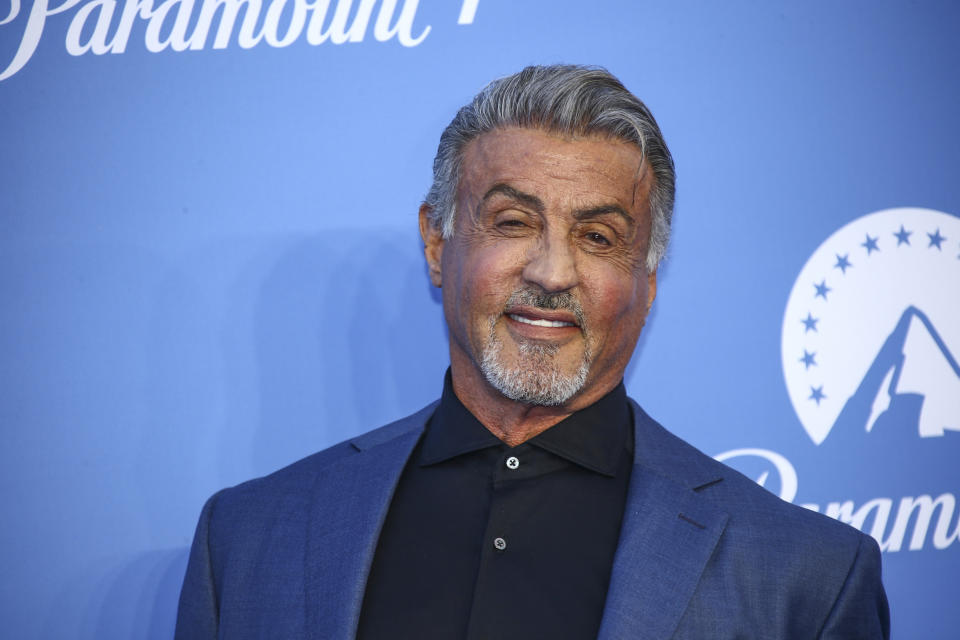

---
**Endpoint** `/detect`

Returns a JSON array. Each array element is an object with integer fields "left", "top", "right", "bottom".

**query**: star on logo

[
  {"left": 799, "top": 350, "right": 817, "bottom": 369},
  {"left": 927, "top": 228, "right": 946, "bottom": 250},
  {"left": 813, "top": 280, "right": 831, "bottom": 300},
  {"left": 834, "top": 253, "right": 852, "bottom": 274},
  {"left": 801, "top": 313, "right": 819, "bottom": 333},
  {"left": 893, "top": 225, "right": 912, "bottom": 246},
  {"left": 808, "top": 385, "right": 826, "bottom": 405},
  {"left": 861, "top": 234, "right": 880, "bottom": 255}
]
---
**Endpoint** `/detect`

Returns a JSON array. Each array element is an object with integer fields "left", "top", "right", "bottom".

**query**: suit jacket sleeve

[
  {"left": 175, "top": 492, "right": 222, "bottom": 640},
  {"left": 818, "top": 533, "right": 890, "bottom": 639}
]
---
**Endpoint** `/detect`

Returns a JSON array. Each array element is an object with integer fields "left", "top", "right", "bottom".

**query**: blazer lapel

[
  {"left": 303, "top": 405, "right": 434, "bottom": 639},
  {"left": 597, "top": 404, "right": 729, "bottom": 640}
]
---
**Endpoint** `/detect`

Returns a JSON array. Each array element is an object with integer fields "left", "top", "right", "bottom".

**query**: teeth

[{"left": 509, "top": 314, "right": 574, "bottom": 328}]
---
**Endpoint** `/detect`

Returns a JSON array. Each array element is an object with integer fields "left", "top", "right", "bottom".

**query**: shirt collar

[
  {"left": 419, "top": 371, "right": 502, "bottom": 465},
  {"left": 420, "top": 370, "right": 632, "bottom": 477}
]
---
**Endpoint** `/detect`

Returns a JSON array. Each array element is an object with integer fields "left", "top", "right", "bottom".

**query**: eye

[
  {"left": 585, "top": 231, "right": 611, "bottom": 246},
  {"left": 493, "top": 216, "right": 532, "bottom": 234}
]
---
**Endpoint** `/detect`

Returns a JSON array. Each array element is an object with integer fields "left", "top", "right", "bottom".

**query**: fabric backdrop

[{"left": 1, "top": 1, "right": 957, "bottom": 637}]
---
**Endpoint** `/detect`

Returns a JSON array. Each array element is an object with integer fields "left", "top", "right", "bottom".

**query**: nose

[{"left": 522, "top": 235, "right": 579, "bottom": 293}]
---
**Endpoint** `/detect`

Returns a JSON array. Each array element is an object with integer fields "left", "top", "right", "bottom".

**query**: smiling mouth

[{"left": 507, "top": 313, "right": 576, "bottom": 328}]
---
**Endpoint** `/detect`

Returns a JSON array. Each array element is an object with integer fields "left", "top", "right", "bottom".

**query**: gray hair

[{"left": 423, "top": 64, "right": 676, "bottom": 271}]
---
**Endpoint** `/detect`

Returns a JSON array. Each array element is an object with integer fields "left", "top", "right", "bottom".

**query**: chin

[{"left": 479, "top": 335, "right": 591, "bottom": 406}]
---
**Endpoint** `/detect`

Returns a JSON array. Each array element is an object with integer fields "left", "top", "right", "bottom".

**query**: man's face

[{"left": 422, "top": 127, "right": 657, "bottom": 408}]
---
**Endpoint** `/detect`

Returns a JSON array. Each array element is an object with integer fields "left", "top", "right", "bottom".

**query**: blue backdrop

[{"left": 1, "top": 1, "right": 958, "bottom": 637}]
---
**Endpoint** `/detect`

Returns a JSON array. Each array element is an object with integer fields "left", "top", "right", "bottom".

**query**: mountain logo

[{"left": 781, "top": 208, "right": 960, "bottom": 445}]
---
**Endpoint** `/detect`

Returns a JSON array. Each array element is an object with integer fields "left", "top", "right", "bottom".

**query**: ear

[
  {"left": 419, "top": 204, "right": 444, "bottom": 288},
  {"left": 646, "top": 270, "right": 657, "bottom": 311}
]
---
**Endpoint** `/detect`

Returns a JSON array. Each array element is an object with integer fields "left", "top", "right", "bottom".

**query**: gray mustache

[{"left": 505, "top": 288, "right": 586, "bottom": 327}]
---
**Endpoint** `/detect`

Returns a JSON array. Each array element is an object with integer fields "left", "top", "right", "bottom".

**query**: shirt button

[
  {"left": 505, "top": 456, "right": 520, "bottom": 470},
  {"left": 493, "top": 537, "right": 507, "bottom": 551}
]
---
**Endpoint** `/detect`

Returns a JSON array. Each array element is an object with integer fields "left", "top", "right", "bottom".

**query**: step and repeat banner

[{"left": 1, "top": 1, "right": 957, "bottom": 637}]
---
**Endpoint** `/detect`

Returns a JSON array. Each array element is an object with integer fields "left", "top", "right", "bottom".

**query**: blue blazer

[{"left": 175, "top": 401, "right": 889, "bottom": 639}]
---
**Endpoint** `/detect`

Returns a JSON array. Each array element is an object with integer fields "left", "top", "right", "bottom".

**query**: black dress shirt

[{"left": 357, "top": 373, "right": 634, "bottom": 639}]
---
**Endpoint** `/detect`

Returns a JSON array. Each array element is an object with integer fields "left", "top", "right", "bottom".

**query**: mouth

[
  {"left": 507, "top": 313, "right": 576, "bottom": 328},
  {"left": 503, "top": 305, "right": 581, "bottom": 333}
]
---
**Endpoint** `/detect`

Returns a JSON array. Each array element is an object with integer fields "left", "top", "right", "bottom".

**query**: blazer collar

[
  {"left": 597, "top": 400, "right": 729, "bottom": 640},
  {"left": 303, "top": 403, "right": 433, "bottom": 639}
]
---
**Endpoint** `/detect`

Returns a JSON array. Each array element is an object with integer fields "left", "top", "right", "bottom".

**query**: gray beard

[
  {"left": 480, "top": 332, "right": 591, "bottom": 406},
  {"left": 478, "top": 286, "right": 592, "bottom": 406}
]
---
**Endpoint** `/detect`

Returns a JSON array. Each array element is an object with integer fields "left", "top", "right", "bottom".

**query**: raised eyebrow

[
  {"left": 479, "top": 184, "right": 545, "bottom": 213},
  {"left": 573, "top": 205, "right": 637, "bottom": 229}
]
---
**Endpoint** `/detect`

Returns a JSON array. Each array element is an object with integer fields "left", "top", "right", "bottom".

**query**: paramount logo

[
  {"left": 756, "top": 208, "right": 960, "bottom": 553},
  {"left": 0, "top": 0, "right": 482, "bottom": 80}
]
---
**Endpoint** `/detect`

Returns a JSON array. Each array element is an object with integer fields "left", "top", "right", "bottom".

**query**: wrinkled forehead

[{"left": 457, "top": 127, "right": 654, "bottom": 219}]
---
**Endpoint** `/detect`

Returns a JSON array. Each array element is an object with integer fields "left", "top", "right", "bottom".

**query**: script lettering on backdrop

[
  {"left": 714, "top": 449, "right": 960, "bottom": 552},
  {"left": 0, "top": 0, "right": 481, "bottom": 80},
  {"left": 718, "top": 208, "right": 960, "bottom": 553}
]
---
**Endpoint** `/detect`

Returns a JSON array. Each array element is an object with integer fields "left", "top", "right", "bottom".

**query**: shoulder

[
  {"left": 630, "top": 399, "right": 863, "bottom": 545},
  {"left": 203, "top": 401, "right": 436, "bottom": 530},
  {"left": 630, "top": 401, "right": 889, "bottom": 636}
]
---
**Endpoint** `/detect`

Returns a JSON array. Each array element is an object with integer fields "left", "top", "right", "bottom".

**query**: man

[{"left": 176, "top": 65, "right": 889, "bottom": 639}]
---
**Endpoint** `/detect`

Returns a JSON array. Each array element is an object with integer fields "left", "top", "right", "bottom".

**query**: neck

[{"left": 448, "top": 358, "right": 619, "bottom": 447}]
